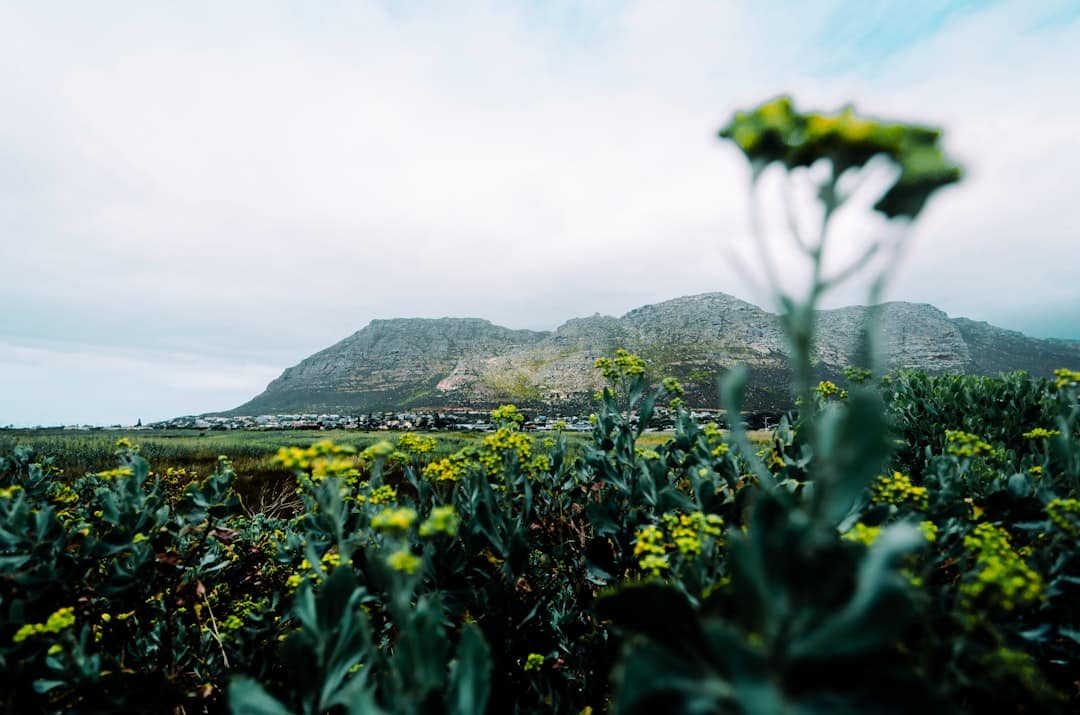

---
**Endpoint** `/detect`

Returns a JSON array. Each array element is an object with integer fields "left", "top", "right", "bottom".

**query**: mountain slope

[{"left": 227, "top": 293, "right": 1080, "bottom": 415}]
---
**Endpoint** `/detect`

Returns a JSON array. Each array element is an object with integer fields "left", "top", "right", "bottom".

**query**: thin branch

[
  {"left": 780, "top": 173, "right": 813, "bottom": 254},
  {"left": 746, "top": 180, "right": 783, "bottom": 298},
  {"left": 821, "top": 241, "right": 880, "bottom": 289},
  {"left": 837, "top": 163, "right": 875, "bottom": 204},
  {"left": 809, "top": 167, "right": 839, "bottom": 302},
  {"left": 859, "top": 220, "right": 914, "bottom": 377},
  {"left": 200, "top": 590, "right": 231, "bottom": 669}
]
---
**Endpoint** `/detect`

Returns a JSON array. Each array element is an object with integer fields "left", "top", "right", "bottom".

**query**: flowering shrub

[{"left": 2, "top": 354, "right": 1078, "bottom": 713}]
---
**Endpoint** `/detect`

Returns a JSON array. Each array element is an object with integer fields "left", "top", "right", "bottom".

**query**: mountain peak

[{"left": 225, "top": 293, "right": 1080, "bottom": 416}]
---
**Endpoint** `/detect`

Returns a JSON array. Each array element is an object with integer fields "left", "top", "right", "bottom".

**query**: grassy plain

[
  {"left": 0, "top": 427, "right": 769, "bottom": 500},
  {"left": 0, "top": 429, "right": 474, "bottom": 481}
]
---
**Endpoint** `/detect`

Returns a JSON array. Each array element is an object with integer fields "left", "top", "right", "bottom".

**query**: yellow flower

[
  {"left": 13, "top": 607, "right": 76, "bottom": 643},
  {"left": 815, "top": 380, "right": 841, "bottom": 398},
  {"left": 480, "top": 428, "right": 533, "bottom": 478},
  {"left": 491, "top": 404, "right": 525, "bottom": 428},
  {"left": 97, "top": 467, "right": 134, "bottom": 480},
  {"left": 872, "top": 471, "right": 929, "bottom": 510},
  {"left": 523, "top": 653, "right": 545, "bottom": 671},
  {"left": 945, "top": 430, "right": 993, "bottom": 458},
  {"left": 359, "top": 440, "right": 395, "bottom": 461},
  {"left": 1053, "top": 368, "right": 1080, "bottom": 389},
  {"left": 1047, "top": 498, "right": 1080, "bottom": 536},
  {"left": 638, "top": 554, "right": 670, "bottom": 575},
  {"left": 1022, "top": 427, "right": 1060, "bottom": 440},
  {"left": 422, "top": 451, "right": 470, "bottom": 482},
  {"left": 398, "top": 433, "right": 437, "bottom": 454},
  {"left": 0, "top": 485, "right": 22, "bottom": 499},
  {"left": 371, "top": 507, "right": 417, "bottom": 534},
  {"left": 962, "top": 523, "right": 1043, "bottom": 610},
  {"left": 843, "top": 523, "right": 882, "bottom": 546},
  {"left": 919, "top": 521, "right": 939, "bottom": 543},
  {"left": 419, "top": 505, "right": 461, "bottom": 537},
  {"left": 366, "top": 484, "right": 397, "bottom": 505},
  {"left": 595, "top": 349, "right": 646, "bottom": 380},
  {"left": 386, "top": 548, "right": 421, "bottom": 575}
]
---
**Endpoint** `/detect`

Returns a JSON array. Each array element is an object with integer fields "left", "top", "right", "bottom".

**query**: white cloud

[
  {"left": 0, "top": 0, "right": 1077, "bottom": 423},
  {"left": 0, "top": 340, "right": 281, "bottom": 427}
]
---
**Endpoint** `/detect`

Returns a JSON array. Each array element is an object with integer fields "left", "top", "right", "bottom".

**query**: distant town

[{"left": 6, "top": 406, "right": 786, "bottom": 433}]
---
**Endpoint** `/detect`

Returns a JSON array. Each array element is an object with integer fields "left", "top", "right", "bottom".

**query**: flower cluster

[
  {"left": 490, "top": 404, "right": 525, "bottom": 428},
  {"left": 872, "top": 471, "right": 929, "bottom": 510},
  {"left": 961, "top": 523, "right": 1044, "bottom": 611},
  {"left": 285, "top": 550, "right": 344, "bottom": 590},
  {"left": 594, "top": 349, "right": 646, "bottom": 381},
  {"left": 1053, "top": 367, "right": 1080, "bottom": 389},
  {"left": 371, "top": 507, "right": 418, "bottom": 534},
  {"left": 523, "top": 653, "right": 545, "bottom": 672},
  {"left": 1021, "top": 427, "right": 1061, "bottom": 440},
  {"left": 660, "top": 511, "right": 724, "bottom": 556},
  {"left": 419, "top": 505, "right": 460, "bottom": 538},
  {"left": 96, "top": 467, "right": 134, "bottom": 480},
  {"left": 1046, "top": 498, "right": 1080, "bottom": 536},
  {"left": 397, "top": 433, "right": 437, "bottom": 455},
  {"left": 717, "top": 96, "right": 962, "bottom": 220},
  {"left": 386, "top": 548, "right": 421, "bottom": 575},
  {"left": 815, "top": 380, "right": 843, "bottom": 398},
  {"left": 661, "top": 377, "right": 684, "bottom": 397},
  {"left": 479, "top": 428, "right": 533, "bottom": 477},
  {"left": 48, "top": 482, "right": 79, "bottom": 505},
  {"left": 359, "top": 440, "right": 395, "bottom": 462},
  {"left": 701, "top": 423, "right": 731, "bottom": 459},
  {"left": 945, "top": 430, "right": 994, "bottom": 458},
  {"left": 843, "top": 523, "right": 881, "bottom": 546},
  {"left": 114, "top": 437, "right": 137, "bottom": 453},
  {"left": 633, "top": 525, "right": 669, "bottom": 575},
  {"left": 274, "top": 441, "right": 359, "bottom": 483},
  {"left": 12, "top": 606, "right": 76, "bottom": 643},
  {"left": 633, "top": 512, "right": 724, "bottom": 575},
  {"left": 422, "top": 451, "right": 471, "bottom": 483},
  {"left": 357, "top": 484, "right": 397, "bottom": 505},
  {"left": 918, "top": 520, "right": 939, "bottom": 543}
]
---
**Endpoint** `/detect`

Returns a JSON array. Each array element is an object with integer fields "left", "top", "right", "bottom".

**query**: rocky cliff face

[
  {"left": 234, "top": 318, "right": 547, "bottom": 415},
  {"left": 227, "top": 293, "right": 1080, "bottom": 415}
]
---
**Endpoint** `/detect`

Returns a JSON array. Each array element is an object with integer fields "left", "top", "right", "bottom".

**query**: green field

[
  {"left": 0, "top": 428, "right": 722, "bottom": 480},
  {"left": 0, "top": 429, "right": 454, "bottom": 475}
]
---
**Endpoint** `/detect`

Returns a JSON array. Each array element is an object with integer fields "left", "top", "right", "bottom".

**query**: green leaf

[
  {"left": 229, "top": 677, "right": 294, "bottom": 715},
  {"left": 812, "top": 388, "right": 891, "bottom": 523},
  {"left": 788, "top": 523, "right": 922, "bottom": 660},
  {"left": 447, "top": 623, "right": 492, "bottom": 715}
]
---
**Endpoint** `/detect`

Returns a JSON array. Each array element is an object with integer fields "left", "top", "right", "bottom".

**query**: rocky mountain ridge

[{"left": 226, "top": 293, "right": 1080, "bottom": 415}]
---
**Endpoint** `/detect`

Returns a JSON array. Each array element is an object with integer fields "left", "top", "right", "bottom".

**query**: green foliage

[{"left": 2, "top": 359, "right": 1079, "bottom": 713}]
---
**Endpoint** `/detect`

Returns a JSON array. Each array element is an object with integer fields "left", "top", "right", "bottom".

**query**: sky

[{"left": 2, "top": 0, "right": 1078, "bottom": 426}]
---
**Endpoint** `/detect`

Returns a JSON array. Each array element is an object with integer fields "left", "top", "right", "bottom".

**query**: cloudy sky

[{"left": 2, "top": 0, "right": 1078, "bottom": 426}]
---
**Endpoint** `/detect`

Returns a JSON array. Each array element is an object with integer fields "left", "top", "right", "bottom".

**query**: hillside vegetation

[{"left": 229, "top": 295, "right": 1080, "bottom": 417}]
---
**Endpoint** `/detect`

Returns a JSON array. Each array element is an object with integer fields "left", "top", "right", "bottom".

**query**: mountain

[{"left": 226, "top": 293, "right": 1080, "bottom": 415}]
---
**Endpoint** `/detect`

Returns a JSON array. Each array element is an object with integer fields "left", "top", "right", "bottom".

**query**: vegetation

[
  {"left": 0, "top": 431, "right": 498, "bottom": 503},
  {"left": 1, "top": 97, "right": 1077, "bottom": 714}
]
